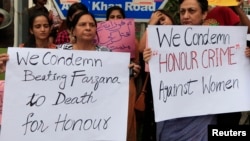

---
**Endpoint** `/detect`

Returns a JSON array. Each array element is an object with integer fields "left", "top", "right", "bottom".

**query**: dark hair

[
  {"left": 70, "top": 11, "right": 99, "bottom": 42},
  {"left": 24, "top": 11, "right": 52, "bottom": 47},
  {"left": 179, "top": 0, "right": 208, "bottom": 13},
  {"left": 33, "top": 0, "right": 47, "bottom": 5},
  {"left": 66, "top": 2, "right": 88, "bottom": 29},
  {"left": 71, "top": 11, "right": 97, "bottom": 29},
  {"left": 106, "top": 6, "right": 125, "bottom": 20},
  {"left": 155, "top": 9, "right": 175, "bottom": 25}
]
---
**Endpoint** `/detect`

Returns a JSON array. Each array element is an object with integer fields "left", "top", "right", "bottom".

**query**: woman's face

[
  {"left": 30, "top": 15, "right": 51, "bottom": 40},
  {"left": 159, "top": 14, "right": 173, "bottom": 25},
  {"left": 179, "top": 0, "right": 207, "bottom": 25},
  {"left": 73, "top": 14, "right": 97, "bottom": 41},
  {"left": 108, "top": 10, "right": 124, "bottom": 20}
]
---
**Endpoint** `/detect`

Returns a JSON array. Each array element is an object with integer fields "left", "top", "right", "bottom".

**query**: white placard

[
  {"left": 148, "top": 25, "right": 250, "bottom": 122},
  {"left": 1, "top": 48, "right": 130, "bottom": 141}
]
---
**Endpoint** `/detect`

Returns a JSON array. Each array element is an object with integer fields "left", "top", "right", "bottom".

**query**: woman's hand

[
  {"left": 0, "top": 53, "right": 9, "bottom": 73},
  {"left": 232, "top": 0, "right": 243, "bottom": 11},
  {"left": 236, "top": 0, "right": 243, "bottom": 6},
  {"left": 245, "top": 47, "right": 250, "bottom": 57},
  {"left": 143, "top": 48, "right": 152, "bottom": 63},
  {"left": 148, "top": 11, "right": 163, "bottom": 25},
  {"left": 129, "top": 62, "right": 141, "bottom": 78}
]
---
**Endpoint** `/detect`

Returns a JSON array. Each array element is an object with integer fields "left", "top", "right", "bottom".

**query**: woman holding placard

[
  {"left": 0, "top": 11, "right": 55, "bottom": 134},
  {"left": 56, "top": 10, "right": 140, "bottom": 87},
  {"left": 143, "top": 0, "right": 217, "bottom": 141},
  {"left": 105, "top": 6, "right": 140, "bottom": 141}
]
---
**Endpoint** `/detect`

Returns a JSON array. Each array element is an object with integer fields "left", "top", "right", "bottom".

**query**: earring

[{"left": 70, "top": 35, "right": 76, "bottom": 43}]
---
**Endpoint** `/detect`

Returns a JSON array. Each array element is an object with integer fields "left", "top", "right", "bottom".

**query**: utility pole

[{"left": 14, "top": 0, "right": 28, "bottom": 46}]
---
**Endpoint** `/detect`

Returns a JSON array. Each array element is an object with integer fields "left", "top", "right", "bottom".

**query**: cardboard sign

[{"left": 97, "top": 19, "right": 136, "bottom": 58}]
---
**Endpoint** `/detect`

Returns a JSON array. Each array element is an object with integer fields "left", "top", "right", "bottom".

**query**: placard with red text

[{"left": 147, "top": 25, "right": 250, "bottom": 122}]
